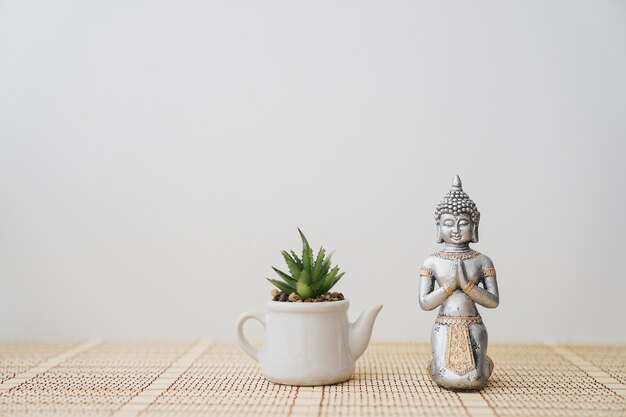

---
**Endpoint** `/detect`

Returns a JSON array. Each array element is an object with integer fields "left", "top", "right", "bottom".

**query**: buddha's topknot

[{"left": 434, "top": 175, "right": 480, "bottom": 224}]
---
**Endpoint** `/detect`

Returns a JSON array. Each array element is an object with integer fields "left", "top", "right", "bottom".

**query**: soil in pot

[{"left": 271, "top": 290, "right": 345, "bottom": 303}]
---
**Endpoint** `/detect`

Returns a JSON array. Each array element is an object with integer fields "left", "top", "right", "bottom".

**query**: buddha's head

[{"left": 434, "top": 175, "right": 480, "bottom": 244}]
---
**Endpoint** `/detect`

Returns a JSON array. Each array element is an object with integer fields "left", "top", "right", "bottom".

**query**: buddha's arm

[
  {"left": 466, "top": 276, "right": 499, "bottom": 308},
  {"left": 458, "top": 262, "right": 499, "bottom": 308},
  {"left": 418, "top": 268, "right": 451, "bottom": 311}
]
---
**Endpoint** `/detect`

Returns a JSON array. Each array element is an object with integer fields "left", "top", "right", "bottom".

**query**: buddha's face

[{"left": 439, "top": 213, "right": 474, "bottom": 244}]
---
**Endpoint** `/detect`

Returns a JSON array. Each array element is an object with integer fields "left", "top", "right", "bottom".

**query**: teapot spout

[{"left": 349, "top": 304, "right": 383, "bottom": 360}]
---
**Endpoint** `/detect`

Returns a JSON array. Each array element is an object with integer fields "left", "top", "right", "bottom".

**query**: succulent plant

[{"left": 267, "top": 229, "right": 344, "bottom": 299}]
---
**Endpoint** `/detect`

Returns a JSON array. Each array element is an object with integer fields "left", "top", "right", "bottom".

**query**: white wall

[{"left": 1, "top": 1, "right": 625, "bottom": 343}]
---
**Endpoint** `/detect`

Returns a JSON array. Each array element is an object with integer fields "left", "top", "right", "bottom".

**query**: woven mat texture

[{"left": 1, "top": 341, "right": 625, "bottom": 417}]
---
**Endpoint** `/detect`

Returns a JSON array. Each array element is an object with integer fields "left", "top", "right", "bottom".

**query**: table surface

[{"left": 1, "top": 341, "right": 625, "bottom": 417}]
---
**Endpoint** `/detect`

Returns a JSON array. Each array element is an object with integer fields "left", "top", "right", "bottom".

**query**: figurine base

[{"left": 427, "top": 356, "right": 494, "bottom": 391}]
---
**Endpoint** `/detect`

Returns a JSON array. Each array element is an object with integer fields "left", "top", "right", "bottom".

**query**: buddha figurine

[{"left": 419, "top": 175, "right": 499, "bottom": 390}]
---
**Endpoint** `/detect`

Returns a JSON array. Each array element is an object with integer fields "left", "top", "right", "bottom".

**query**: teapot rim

[{"left": 266, "top": 298, "right": 349, "bottom": 313}]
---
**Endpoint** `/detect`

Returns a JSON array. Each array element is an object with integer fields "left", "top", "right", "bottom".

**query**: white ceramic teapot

[{"left": 236, "top": 299, "right": 382, "bottom": 386}]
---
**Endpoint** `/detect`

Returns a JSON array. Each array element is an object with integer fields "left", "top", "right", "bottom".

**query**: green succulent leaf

[
  {"left": 298, "top": 228, "right": 313, "bottom": 273},
  {"left": 311, "top": 247, "right": 326, "bottom": 282},
  {"left": 319, "top": 250, "right": 334, "bottom": 280},
  {"left": 317, "top": 266, "right": 339, "bottom": 294},
  {"left": 296, "top": 281, "right": 314, "bottom": 299},
  {"left": 281, "top": 251, "right": 302, "bottom": 279},
  {"left": 271, "top": 267, "right": 297, "bottom": 287},
  {"left": 320, "top": 269, "right": 344, "bottom": 294},
  {"left": 267, "top": 278, "right": 295, "bottom": 294},
  {"left": 299, "top": 269, "right": 311, "bottom": 285},
  {"left": 290, "top": 250, "right": 303, "bottom": 268},
  {"left": 329, "top": 271, "right": 345, "bottom": 290}
]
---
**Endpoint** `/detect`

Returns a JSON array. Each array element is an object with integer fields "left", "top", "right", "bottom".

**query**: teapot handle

[{"left": 236, "top": 311, "right": 265, "bottom": 362}]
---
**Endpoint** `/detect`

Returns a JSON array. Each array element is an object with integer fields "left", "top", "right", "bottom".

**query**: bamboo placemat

[{"left": 1, "top": 341, "right": 625, "bottom": 417}]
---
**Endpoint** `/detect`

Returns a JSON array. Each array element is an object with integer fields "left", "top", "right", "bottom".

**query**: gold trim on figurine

[
  {"left": 463, "top": 282, "right": 475, "bottom": 294},
  {"left": 433, "top": 250, "right": 481, "bottom": 260},
  {"left": 420, "top": 268, "right": 433, "bottom": 277},
  {"left": 443, "top": 284, "right": 454, "bottom": 297},
  {"left": 436, "top": 315, "right": 482, "bottom": 375},
  {"left": 482, "top": 267, "right": 496, "bottom": 277},
  {"left": 436, "top": 315, "right": 482, "bottom": 325}
]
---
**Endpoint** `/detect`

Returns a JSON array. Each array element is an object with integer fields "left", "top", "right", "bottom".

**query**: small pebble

[
  {"left": 271, "top": 289, "right": 279, "bottom": 297},
  {"left": 288, "top": 293, "right": 300, "bottom": 302},
  {"left": 279, "top": 293, "right": 288, "bottom": 302}
]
